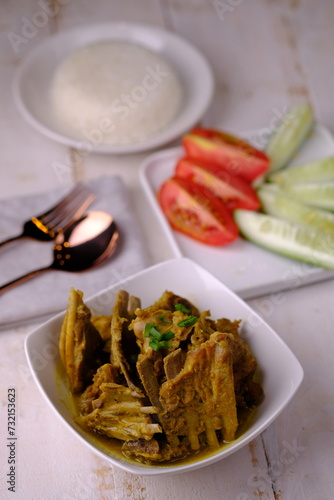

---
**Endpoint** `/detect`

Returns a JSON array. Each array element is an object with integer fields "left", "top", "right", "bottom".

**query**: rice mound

[{"left": 51, "top": 41, "right": 183, "bottom": 146}]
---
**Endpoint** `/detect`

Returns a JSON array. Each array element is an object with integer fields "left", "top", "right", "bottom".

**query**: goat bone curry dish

[{"left": 58, "top": 288, "right": 264, "bottom": 465}]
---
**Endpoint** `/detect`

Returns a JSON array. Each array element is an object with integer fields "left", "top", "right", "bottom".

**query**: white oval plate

[{"left": 13, "top": 22, "right": 214, "bottom": 154}]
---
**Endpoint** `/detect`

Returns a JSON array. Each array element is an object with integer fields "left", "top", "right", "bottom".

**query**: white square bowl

[{"left": 25, "top": 257, "right": 303, "bottom": 475}]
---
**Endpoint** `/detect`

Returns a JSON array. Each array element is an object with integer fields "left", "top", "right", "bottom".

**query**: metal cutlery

[
  {"left": 0, "top": 183, "right": 95, "bottom": 248},
  {"left": 0, "top": 211, "right": 119, "bottom": 295}
]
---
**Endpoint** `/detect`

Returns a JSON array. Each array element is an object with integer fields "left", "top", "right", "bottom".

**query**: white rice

[{"left": 51, "top": 41, "right": 183, "bottom": 146}]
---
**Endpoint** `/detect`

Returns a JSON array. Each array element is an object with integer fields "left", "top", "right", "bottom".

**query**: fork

[{"left": 0, "top": 183, "right": 95, "bottom": 248}]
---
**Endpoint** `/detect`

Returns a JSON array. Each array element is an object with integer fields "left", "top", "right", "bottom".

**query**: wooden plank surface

[{"left": 0, "top": 1, "right": 334, "bottom": 498}]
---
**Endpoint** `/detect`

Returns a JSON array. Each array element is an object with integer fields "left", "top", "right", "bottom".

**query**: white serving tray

[{"left": 140, "top": 125, "right": 334, "bottom": 299}]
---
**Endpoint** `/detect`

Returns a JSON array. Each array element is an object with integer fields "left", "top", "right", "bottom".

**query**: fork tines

[{"left": 39, "top": 184, "right": 95, "bottom": 236}]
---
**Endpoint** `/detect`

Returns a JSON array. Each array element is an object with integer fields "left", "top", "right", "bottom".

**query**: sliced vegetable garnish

[
  {"left": 281, "top": 182, "right": 334, "bottom": 211},
  {"left": 158, "top": 313, "right": 173, "bottom": 324},
  {"left": 150, "top": 326, "right": 165, "bottom": 341},
  {"left": 182, "top": 128, "right": 270, "bottom": 182},
  {"left": 144, "top": 322, "right": 156, "bottom": 338},
  {"left": 234, "top": 209, "right": 334, "bottom": 270},
  {"left": 158, "top": 176, "right": 239, "bottom": 246},
  {"left": 258, "top": 184, "right": 334, "bottom": 235},
  {"left": 178, "top": 316, "right": 198, "bottom": 327},
  {"left": 268, "top": 156, "right": 334, "bottom": 185},
  {"left": 144, "top": 322, "right": 175, "bottom": 351},
  {"left": 149, "top": 338, "right": 169, "bottom": 351},
  {"left": 160, "top": 331, "right": 175, "bottom": 340},
  {"left": 174, "top": 303, "right": 191, "bottom": 314},
  {"left": 175, "top": 157, "right": 260, "bottom": 210},
  {"left": 265, "top": 102, "right": 314, "bottom": 173}
]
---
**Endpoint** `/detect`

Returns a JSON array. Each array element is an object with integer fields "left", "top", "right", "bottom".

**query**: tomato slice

[
  {"left": 158, "top": 176, "right": 239, "bottom": 246},
  {"left": 182, "top": 128, "right": 270, "bottom": 182},
  {"left": 175, "top": 157, "right": 260, "bottom": 211}
]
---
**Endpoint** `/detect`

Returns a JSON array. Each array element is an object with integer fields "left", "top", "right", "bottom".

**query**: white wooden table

[{"left": 1, "top": 1, "right": 334, "bottom": 499}]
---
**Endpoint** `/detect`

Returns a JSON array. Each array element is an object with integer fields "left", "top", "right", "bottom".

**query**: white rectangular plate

[{"left": 140, "top": 125, "right": 334, "bottom": 299}]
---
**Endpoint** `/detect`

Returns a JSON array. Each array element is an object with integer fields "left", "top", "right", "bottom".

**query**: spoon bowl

[
  {"left": 53, "top": 211, "right": 118, "bottom": 272},
  {"left": 0, "top": 211, "right": 119, "bottom": 295}
]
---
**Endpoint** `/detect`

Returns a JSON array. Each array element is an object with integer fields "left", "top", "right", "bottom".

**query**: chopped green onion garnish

[
  {"left": 144, "top": 322, "right": 175, "bottom": 350},
  {"left": 178, "top": 316, "right": 198, "bottom": 327},
  {"left": 149, "top": 337, "right": 173, "bottom": 351},
  {"left": 158, "top": 313, "right": 173, "bottom": 324},
  {"left": 149, "top": 326, "right": 163, "bottom": 341},
  {"left": 158, "top": 341, "right": 173, "bottom": 349},
  {"left": 149, "top": 338, "right": 160, "bottom": 351},
  {"left": 161, "top": 331, "right": 174, "bottom": 341},
  {"left": 144, "top": 322, "right": 154, "bottom": 337},
  {"left": 175, "top": 303, "right": 191, "bottom": 314}
]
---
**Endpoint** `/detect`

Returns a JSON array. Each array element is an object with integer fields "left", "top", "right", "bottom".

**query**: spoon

[{"left": 0, "top": 211, "right": 119, "bottom": 295}]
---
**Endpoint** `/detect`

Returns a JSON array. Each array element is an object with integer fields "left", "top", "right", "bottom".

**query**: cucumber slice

[
  {"left": 258, "top": 185, "right": 334, "bottom": 234},
  {"left": 281, "top": 182, "right": 334, "bottom": 211},
  {"left": 265, "top": 103, "right": 314, "bottom": 173},
  {"left": 268, "top": 156, "right": 334, "bottom": 185},
  {"left": 234, "top": 209, "right": 334, "bottom": 269}
]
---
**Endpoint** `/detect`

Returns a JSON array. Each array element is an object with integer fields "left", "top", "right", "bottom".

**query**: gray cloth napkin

[{"left": 0, "top": 176, "right": 150, "bottom": 329}]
